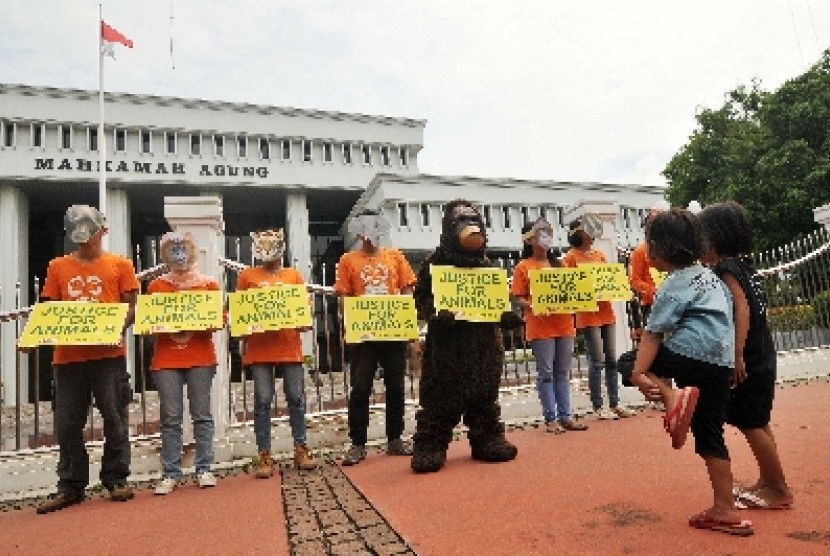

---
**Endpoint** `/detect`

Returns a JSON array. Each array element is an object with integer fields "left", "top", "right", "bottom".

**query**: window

[
  {"left": 190, "top": 133, "right": 201, "bottom": 156},
  {"left": 399, "top": 146, "right": 408, "bottom": 167},
  {"left": 114, "top": 129, "right": 126, "bottom": 152},
  {"left": 281, "top": 139, "right": 291, "bottom": 161},
  {"left": 237, "top": 135, "right": 247, "bottom": 158},
  {"left": 501, "top": 206, "right": 511, "bottom": 229},
  {"left": 214, "top": 135, "right": 224, "bottom": 156},
  {"left": 380, "top": 145, "right": 390, "bottom": 166},
  {"left": 60, "top": 125, "right": 72, "bottom": 150},
  {"left": 323, "top": 142, "right": 333, "bottom": 162},
  {"left": 302, "top": 140, "right": 312, "bottom": 162},
  {"left": 32, "top": 123, "right": 44, "bottom": 147},
  {"left": 2, "top": 121, "right": 15, "bottom": 147},
  {"left": 259, "top": 138, "right": 270, "bottom": 160},
  {"left": 165, "top": 131, "right": 177, "bottom": 154},
  {"left": 397, "top": 202, "right": 409, "bottom": 227},
  {"left": 342, "top": 143, "right": 352, "bottom": 164},
  {"left": 362, "top": 144, "right": 371, "bottom": 165},
  {"left": 420, "top": 204, "right": 430, "bottom": 227},
  {"left": 521, "top": 206, "right": 530, "bottom": 226},
  {"left": 483, "top": 205, "right": 492, "bottom": 229},
  {"left": 88, "top": 127, "right": 98, "bottom": 151},
  {"left": 140, "top": 130, "right": 152, "bottom": 154}
]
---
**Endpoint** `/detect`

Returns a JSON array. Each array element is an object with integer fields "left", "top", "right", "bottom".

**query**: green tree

[{"left": 663, "top": 49, "right": 830, "bottom": 250}]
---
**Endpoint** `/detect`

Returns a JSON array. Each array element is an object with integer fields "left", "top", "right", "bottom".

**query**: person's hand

[
  {"left": 631, "top": 373, "right": 661, "bottom": 402},
  {"left": 732, "top": 357, "right": 747, "bottom": 388},
  {"left": 17, "top": 346, "right": 36, "bottom": 354}
]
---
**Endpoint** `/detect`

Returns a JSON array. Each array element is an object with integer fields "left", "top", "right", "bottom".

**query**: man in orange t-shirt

[
  {"left": 334, "top": 210, "right": 417, "bottom": 466},
  {"left": 35, "top": 205, "right": 139, "bottom": 514},
  {"left": 237, "top": 228, "right": 316, "bottom": 477}
]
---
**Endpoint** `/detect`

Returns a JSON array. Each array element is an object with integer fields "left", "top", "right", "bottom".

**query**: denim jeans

[
  {"left": 348, "top": 341, "right": 406, "bottom": 445},
  {"left": 54, "top": 358, "right": 132, "bottom": 495},
  {"left": 250, "top": 363, "right": 307, "bottom": 451},
  {"left": 530, "top": 337, "right": 575, "bottom": 424},
  {"left": 153, "top": 366, "right": 215, "bottom": 478},
  {"left": 582, "top": 324, "right": 620, "bottom": 409}
]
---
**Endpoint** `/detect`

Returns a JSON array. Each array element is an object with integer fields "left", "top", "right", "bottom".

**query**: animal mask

[
  {"left": 522, "top": 217, "right": 553, "bottom": 250},
  {"left": 348, "top": 213, "right": 391, "bottom": 248},
  {"left": 160, "top": 231, "right": 199, "bottom": 271},
  {"left": 251, "top": 229, "right": 286, "bottom": 262},
  {"left": 65, "top": 205, "right": 105, "bottom": 244}
]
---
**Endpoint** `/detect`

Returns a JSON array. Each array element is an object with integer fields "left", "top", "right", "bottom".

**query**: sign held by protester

[
  {"left": 343, "top": 295, "right": 419, "bottom": 343},
  {"left": 228, "top": 285, "right": 311, "bottom": 336},
  {"left": 18, "top": 302, "right": 128, "bottom": 347},
  {"left": 529, "top": 268, "right": 597, "bottom": 314},
  {"left": 134, "top": 291, "right": 223, "bottom": 334},
  {"left": 431, "top": 265, "right": 510, "bottom": 322},
  {"left": 581, "top": 263, "right": 633, "bottom": 301}
]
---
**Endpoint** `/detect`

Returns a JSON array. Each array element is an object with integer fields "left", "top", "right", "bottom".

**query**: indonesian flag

[{"left": 101, "top": 21, "right": 133, "bottom": 59}]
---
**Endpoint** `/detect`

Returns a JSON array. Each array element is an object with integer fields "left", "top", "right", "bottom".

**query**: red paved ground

[{"left": 1, "top": 378, "right": 829, "bottom": 555}]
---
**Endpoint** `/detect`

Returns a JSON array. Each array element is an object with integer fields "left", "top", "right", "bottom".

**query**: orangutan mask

[
  {"left": 160, "top": 231, "right": 199, "bottom": 271},
  {"left": 251, "top": 229, "right": 286, "bottom": 262},
  {"left": 452, "top": 204, "right": 485, "bottom": 252}
]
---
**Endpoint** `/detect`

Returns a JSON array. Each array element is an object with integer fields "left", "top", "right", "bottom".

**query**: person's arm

[
  {"left": 630, "top": 331, "right": 662, "bottom": 400},
  {"left": 629, "top": 247, "right": 655, "bottom": 304},
  {"left": 722, "top": 271, "right": 749, "bottom": 387}
]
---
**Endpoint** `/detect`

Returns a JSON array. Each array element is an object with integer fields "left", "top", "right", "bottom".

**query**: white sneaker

[
  {"left": 154, "top": 477, "right": 178, "bottom": 496},
  {"left": 597, "top": 409, "right": 619, "bottom": 420},
  {"left": 613, "top": 406, "right": 637, "bottom": 418},
  {"left": 197, "top": 471, "right": 217, "bottom": 488}
]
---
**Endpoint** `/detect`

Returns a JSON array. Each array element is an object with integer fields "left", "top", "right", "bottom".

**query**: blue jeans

[
  {"left": 54, "top": 358, "right": 132, "bottom": 495},
  {"left": 153, "top": 367, "right": 215, "bottom": 479},
  {"left": 582, "top": 324, "right": 620, "bottom": 409},
  {"left": 530, "top": 337, "right": 575, "bottom": 424},
  {"left": 250, "top": 363, "right": 307, "bottom": 451}
]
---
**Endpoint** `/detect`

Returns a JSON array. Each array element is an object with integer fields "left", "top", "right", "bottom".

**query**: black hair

[
  {"left": 566, "top": 218, "right": 585, "bottom": 247},
  {"left": 697, "top": 201, "right": 753, "bottom": 256},
  {"left": 645, "top": 209, "right": 702, "bottom": 266},
  {"left": 520, "top": 222, "right": 561, "bottom": 266}
]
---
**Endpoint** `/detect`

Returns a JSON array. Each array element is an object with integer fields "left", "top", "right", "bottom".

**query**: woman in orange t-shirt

[
  {"left": 562, "top": 218, "right": 635, "bottom": 420},
  {"left": 148, "top": 232, "right": 220, "bottom": 495},
  {"left": 511, "top": 219, "right": 587, "bottom": 433}
]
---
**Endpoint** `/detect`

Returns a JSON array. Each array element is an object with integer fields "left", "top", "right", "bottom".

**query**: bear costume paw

[
  {"left": 471, "top": 436, "right": 518, "bottom": 462},
  {"left": 411, "top": 443, "right": 448, "bottom": 473}
]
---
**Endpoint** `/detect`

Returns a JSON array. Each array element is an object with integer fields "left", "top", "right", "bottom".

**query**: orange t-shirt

[
  {"left": 236, "top": 266, "right": 306, "bottom": 365},
  {"left": 510, "top": 258, "right": 576, "bottom": 341},
  {"left": 147, "top": 278, "right": 219, "bottom": 371},
  {"left": 333, "top": 248, "right": 417, "bottom": 296},
  {"left": 628, "top": 242, "right": 656, "bottom": 306},
  {"left": 561, "top": 247, "right": 616, "bottom": 328},
  {"left": 40, "top": 252, "right": 140, "bottom": 365}
]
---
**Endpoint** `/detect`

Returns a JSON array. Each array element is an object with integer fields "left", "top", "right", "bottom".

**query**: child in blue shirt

[
  {"left": 698, "top": 201, "right": 793, "bottom": 511},
  {"left": 631, "top": 209, "right": 753, "bottom": 537}
]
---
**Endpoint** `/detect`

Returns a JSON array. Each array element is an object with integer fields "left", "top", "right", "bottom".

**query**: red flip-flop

[
  {"left": 662, "top": 387, "right": 699, "bottom": 449},
  {"left": 689, "top": 511, "right": 754, "bottom": 536}
]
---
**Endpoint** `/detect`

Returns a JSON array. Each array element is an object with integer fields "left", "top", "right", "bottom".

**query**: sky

[{"left": 2, "top": 1, "right": 828, "bottom": 189}]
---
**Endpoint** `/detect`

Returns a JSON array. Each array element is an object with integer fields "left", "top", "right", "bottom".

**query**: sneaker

[
  {"left": 108, "top": 483, "right": 135, "bottom": 502},
  {"left": 596, "top": 408, "right": 619, "bottom": 420},
  {"left": 36, "top": 491, "right": 84, "bottom": 514},
  {"left": 342, "top": 444, "right": 367, "bottom": 466},
  {"left": 154, "top": 477, "right": 178, "bottom": 496},
  {"left": 254, "top": 451, "right": 275, "bottom": 479},
  {"left": 197, "top": 472, "right": 217, "bottom": 488},
  {"left": 386, "top": 438, "right": 413, "bottom": 456},
  {"left": 613, "top": 406, "right": 637, "bottom": 418},
  {"left": 294, "top": 445, "right": 317, "bottom": 470}
]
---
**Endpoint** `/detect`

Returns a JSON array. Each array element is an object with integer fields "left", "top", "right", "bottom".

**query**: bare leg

[
  {"left": 702, "top": 456, "right": 742, "bottom": 522},
  {"left": 740, "top": 425, "right": 793, "bottom": 505}
]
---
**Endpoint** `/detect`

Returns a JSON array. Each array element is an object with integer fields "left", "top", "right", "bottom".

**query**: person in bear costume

[{"left": 411, "top": 199, "right": 524, "bottom": 473}]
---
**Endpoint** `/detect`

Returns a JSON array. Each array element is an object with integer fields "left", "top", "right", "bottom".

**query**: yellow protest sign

[
  {"left": 343, "top": 295, "right": 419, "bottom": 343},
  {"left": 431, "top": 265, "right": 510, "bottom": 322},
  {"left": 18, "top": 302, "right": 128, "bottom": 348},
  {"left": 649, "top": 267, "right": 667, "bottom": 288},
  {"left": 529, "top": 268, "right": 597, "bottom": 314},
  {"left": 581, "top": 263, "right": 633, "bottom": 302},
  {"left": 228, "top": 285, "right": 311, "bottom": 337},
  {"left": 134, "top": 291, "right": 223, "bottom": 334}
]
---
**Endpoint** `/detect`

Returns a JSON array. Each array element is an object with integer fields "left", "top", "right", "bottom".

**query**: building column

[
  {"left": 564, "top": 199, "right": 632, "bottom": 355},
  {"left": 105, "top": 188, "right": 132, "bottom": 258},
  {"left": 286, "top": 192, "right": 311, "bottom": 280},
  {"left": 163, "top": 196, "right": 230, "bottom": 438},
  {"left": 0, "top": 186, "right": 29, "bottom": 410}
]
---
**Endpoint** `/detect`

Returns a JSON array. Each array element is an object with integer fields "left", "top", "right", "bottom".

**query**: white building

[{"left": 0, "top": 82, "right": 665, "bottom": 401}]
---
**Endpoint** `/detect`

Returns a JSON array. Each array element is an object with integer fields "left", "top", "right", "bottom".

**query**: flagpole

[{"left": 98, "top": 3, "right": 108, "bottom": 249}]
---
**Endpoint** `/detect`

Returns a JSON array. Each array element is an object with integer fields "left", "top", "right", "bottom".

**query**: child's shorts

[
  {"left": 650, "top": 345, "right": 732, "bottom": 460},
  {"left": 726, "top": 358, "right": 776, "bottom": 429}
]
